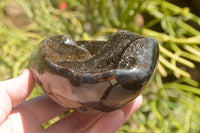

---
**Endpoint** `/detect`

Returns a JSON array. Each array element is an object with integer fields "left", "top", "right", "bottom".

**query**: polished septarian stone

[{"left": 29, "top": 30, "right": 159, "bottom": 113}]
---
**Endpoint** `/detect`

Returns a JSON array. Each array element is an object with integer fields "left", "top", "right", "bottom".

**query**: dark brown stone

[{"left": 29, "top": 30, "right": 159, "bottom": 113}]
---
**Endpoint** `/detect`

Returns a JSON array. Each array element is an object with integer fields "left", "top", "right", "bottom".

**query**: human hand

[{"left": 0, "top": 70, "right": 142, "bottom": 133}]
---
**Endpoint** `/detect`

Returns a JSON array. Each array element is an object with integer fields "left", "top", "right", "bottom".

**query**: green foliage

[{"left": 0, "top": 0, "right": 200, "bottom": 132}]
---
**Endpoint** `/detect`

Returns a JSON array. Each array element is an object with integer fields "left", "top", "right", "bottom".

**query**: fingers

[
  {"left": 0, "top": 70, "right": 35, "bottom": 124},
  {"left": 15, "top": 95, "right": 67, "bottom": 125},
  {"left": 86, "top": 95, "right": 143, "bottom": 133},
  {"left": 85, "top": 109, "right": 124, "bottom": 133},
  {"left": 44, "top": 111, "right": 103, "bottom": 133},
  {"left": 44, "top": 95, "right": 142, "bottom": 133}
]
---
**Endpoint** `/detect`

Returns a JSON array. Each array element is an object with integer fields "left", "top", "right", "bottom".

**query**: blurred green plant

[{"left": 0, "top": 0, "right": 200, "bottom": 132}]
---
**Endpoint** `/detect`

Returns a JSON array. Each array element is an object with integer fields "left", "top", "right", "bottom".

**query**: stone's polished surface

[{"left": 29, "top": 30, "right": 159, "bottom": 113}]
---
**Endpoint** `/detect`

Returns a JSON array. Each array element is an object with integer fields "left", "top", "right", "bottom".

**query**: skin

[{"left": 0, "top": 70, "right": 142, "bottom": 133}]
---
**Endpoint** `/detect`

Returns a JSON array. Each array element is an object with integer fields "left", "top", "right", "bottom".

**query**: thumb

[{"left": 0, "top": 70, "right": 35, "bottom": 124}]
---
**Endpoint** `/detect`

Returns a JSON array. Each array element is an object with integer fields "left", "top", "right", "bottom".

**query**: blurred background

[{"left": 0, "top": 0, "right": 200, "bottom": 132}]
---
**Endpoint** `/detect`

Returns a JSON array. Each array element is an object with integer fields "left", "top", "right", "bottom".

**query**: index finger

[{"left": 0, "top": 70, "right": 35, "bottom": 124}]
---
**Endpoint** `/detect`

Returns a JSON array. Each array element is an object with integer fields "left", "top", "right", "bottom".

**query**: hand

[{"left": 0, "top": 70, "right": 142, "bottom": 133}]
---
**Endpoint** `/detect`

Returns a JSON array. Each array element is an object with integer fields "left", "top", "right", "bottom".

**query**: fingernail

[
  {"left": 22, "top": 69, "right": 29, "bottom": 75},
  {"left": 18, "top": 69, "right": 29, "bottom": 78}
]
